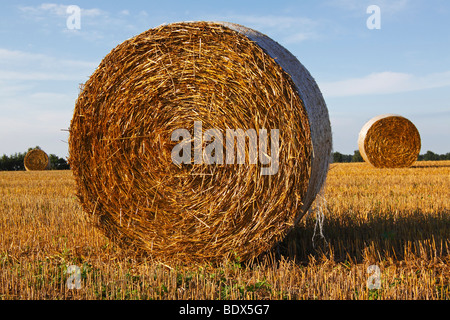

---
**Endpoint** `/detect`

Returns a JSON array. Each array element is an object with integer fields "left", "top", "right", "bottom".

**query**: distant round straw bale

[
  {"left": 358, "top": 114, "right": 421, "bottom": 168},
  {"left": 24, "top": 149, "right": 49, "bottom": 171},
  {"left": 69, "top": 21, "right": 332, "bottom": 264}
]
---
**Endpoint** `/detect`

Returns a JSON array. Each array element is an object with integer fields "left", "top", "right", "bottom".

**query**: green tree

[
  {"left": 0, "top": 147, "right": 70, "bottom": 171},
  {"left": 0, "top": 152, "right": 26, "bottom": 171},
  {"left": 423, "top": 151, "right": 439, "bottom": 161},
  {"left": 333, "top": 152, "right": 343, "bottom": 163},
  {"left": 352, "top": 150, "right": 363, "bottom": 162},
  {"left": 48, "top": 154, "right": 70, "bottom": 170}
]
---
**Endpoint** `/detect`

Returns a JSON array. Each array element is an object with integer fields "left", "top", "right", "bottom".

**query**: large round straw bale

[
  {"left": 358, "top": 114, "right": 421, "bottom": 168},
  {"left": 69, "top": 21, "right": 332, "bottom": 264},
  {"left": 24, "top": 148, "right": 49, "bottom": 171}
]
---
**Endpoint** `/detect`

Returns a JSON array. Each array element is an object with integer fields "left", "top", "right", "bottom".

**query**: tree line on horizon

[
  {"left": 0, "top": 147, "right": 70, "bottom": 171},
  {"left": 333, "top": 150, "right": 450, "bottom": 163},
  {"left": 0, "top": 148, "right": 448, "bottom": 170}
]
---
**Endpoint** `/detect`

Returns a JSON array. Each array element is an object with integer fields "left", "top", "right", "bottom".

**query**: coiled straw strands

[
  {"left": 24, "top": 149, "right": 49, "bottom": 171},
  {"left": 358, "top": 114, "right": 421, "bottom": 168},
  {"left": 69, "top": 21, "right": 332, "bottom": 264}
]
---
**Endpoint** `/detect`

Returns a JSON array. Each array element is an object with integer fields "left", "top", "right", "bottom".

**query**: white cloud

[
  {"left": 320, "top": 70, "right": 450, "bottom": 97},
  {"left": 327, "top": 0, "right": 410, "bottom": 14},
  {"left": 17, "top": 3, "right": 139, "bottom": 42},
  {"left": 138, "top": 10, "right": 149, "bottom": 17},
  {"left": 213, "top": 14, "right": 319, "bottom": 44},
  {"left": 228, "top": 15, "right": 314, "bottom": 30},
  {"left": 0, "top": 71, "right": 74, "bottom": 81},
  {"left": 283, "top": 32, "right": 316, "bottom": 44},
  {"left": 0, "top": 48, "right": 94, "bottom": 156},
  {"left": 0, "top": 48, "right": 47, "bottom": 62},
  {"left": 0, "top": 84, "right": 75, "bottom": 156},
  {"left": 0, "top": 48, "right": 97, "bottom": 82},
  {"left": 0, "top": 113, "right": 71, "bottom": 157},
  {"left": 19, "top": 3, "right": 104, "bottom": 18}
]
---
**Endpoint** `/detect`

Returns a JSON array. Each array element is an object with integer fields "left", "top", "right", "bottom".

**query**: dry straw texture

[
  {"left": 358, "top": 114, "right": 421, "bottom": 168},
  {"left": 69, "top": 21, "right": 332, "bottom": 264},
  {"left": 24, "top": 149, "right": 49, "bottom": 171}
]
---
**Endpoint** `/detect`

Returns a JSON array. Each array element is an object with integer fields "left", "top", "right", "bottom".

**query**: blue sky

[{"left": 0, "top": 0, "right": 449, "bottom": 158}]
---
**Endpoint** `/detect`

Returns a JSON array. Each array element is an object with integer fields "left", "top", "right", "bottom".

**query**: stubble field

[{"left": 0, "top": 161, "right": 449, "bottom": 300}]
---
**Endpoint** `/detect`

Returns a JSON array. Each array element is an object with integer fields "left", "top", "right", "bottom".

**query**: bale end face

[
  {"left": 69, "top": 21, "right": 332, "bottom": 264},
  {"left": 358, "top": 114, "right": 421, "bottom": 168},
  {"left": 24, "top": 149, "right": 49, "bottom": 171}
]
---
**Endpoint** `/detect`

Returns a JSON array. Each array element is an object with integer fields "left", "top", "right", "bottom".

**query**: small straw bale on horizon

[
  {"left": 358, "top": 114, "right": 421, "bottom": 168},
  {"left": 24, "top": 148, "right": 49, "bottom": 171}
]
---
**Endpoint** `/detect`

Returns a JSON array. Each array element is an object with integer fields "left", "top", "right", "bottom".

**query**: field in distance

[{"left": 0, "top": 161, "right": 449, "bottom": 299}]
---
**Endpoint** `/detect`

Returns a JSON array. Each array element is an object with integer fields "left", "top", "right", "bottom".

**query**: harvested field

[{"left": 1, "top": 161, "right": 449, "bottom": 300}]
